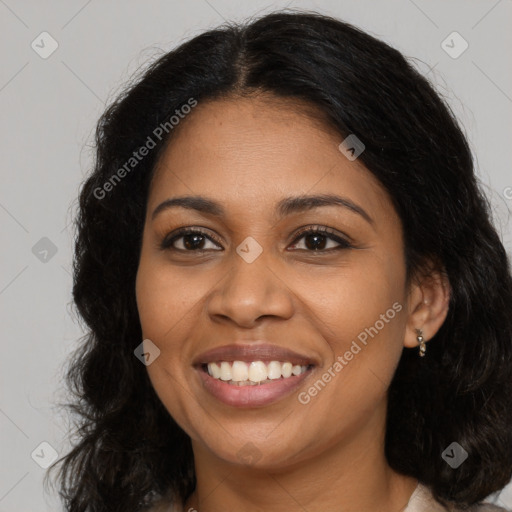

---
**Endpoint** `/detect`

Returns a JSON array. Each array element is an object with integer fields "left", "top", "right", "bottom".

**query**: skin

[{"left": 135, "top": 93, "right": 450, "bottom": 512}]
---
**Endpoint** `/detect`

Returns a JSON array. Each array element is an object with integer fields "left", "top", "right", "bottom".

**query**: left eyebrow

[
  {"left": 276, "top": 194, "right": 374, "bottom": 225},
  {"left": 151, "top": 193, "right": 374, "bottom": 226}
]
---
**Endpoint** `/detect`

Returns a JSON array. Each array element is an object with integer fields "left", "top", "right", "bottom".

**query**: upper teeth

[{"left": 207, "top": 361, "right": 308, "bottom": 383}]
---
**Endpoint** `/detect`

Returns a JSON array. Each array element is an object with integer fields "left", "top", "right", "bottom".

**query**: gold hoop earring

[{"left": 415, "top": 328, "right": 426, "bottom": 357}]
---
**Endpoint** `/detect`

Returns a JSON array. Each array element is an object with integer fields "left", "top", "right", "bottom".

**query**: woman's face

[{"left": 136, "top": 94, "right": 411, "bottom": 469}]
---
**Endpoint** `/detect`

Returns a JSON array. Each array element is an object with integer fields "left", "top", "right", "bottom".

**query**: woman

[{"left": 49, "top": 10, "right": 512, "bottom": 512}]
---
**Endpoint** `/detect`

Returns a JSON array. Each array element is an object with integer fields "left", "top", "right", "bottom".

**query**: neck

[{"left": 183, "top": 404, "right": 418, "bottom": 512}]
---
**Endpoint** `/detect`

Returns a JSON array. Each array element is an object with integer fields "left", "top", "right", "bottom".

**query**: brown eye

[
  {"left": 160, "top": 228, "right": 223, "bottom": 251},
  {"left": 289, "top": 227, "right": 353, "bottom": 252}
]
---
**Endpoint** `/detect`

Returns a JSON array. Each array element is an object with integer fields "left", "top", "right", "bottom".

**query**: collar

[{"left": 402, "top": 483, "right": 447, "bottom": 512}]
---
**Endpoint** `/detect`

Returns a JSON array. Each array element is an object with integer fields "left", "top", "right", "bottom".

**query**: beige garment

[
  {"left": 149, "top": 483, "right": 510, "bottom": 511},
  {"left": 403, "top": 483, "right": 509, "bottom": 512}
]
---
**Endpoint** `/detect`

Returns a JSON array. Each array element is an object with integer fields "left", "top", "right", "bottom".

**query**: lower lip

[{"left": 196, "top": 366, "right": 314, "bottom": 407}]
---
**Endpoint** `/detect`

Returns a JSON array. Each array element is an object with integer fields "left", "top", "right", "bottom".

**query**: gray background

[{"left": 1, "top": 0, "right": 511, "bottom": 510}]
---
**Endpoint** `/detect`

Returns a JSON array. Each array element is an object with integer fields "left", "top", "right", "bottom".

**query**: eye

[
  {"left": 159, "top": 225, "right": 354, "bottom": 253},
  {"left": 288, "top": 226, "right": 353, "bottom": 252},
  {"left": 159, "top": 228, "right": 223, "bottom": 252}
]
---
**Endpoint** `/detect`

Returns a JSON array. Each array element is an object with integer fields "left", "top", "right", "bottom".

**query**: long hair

[{"left": 47, "top": 10, "right": 512, "bottom": 511}]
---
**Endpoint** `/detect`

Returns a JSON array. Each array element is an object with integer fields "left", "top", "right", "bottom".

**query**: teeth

[
  {"left": 206, "top": 360, "right": 310, "bottom": 384},
  {"left": 267, "top": 361, "right": 282, "bottom": 380},
  {"left": 231, "top": 361, "right": 249, "bottom": 382},
  {"left": 210, "top": 362, "right": 221, "bottom": 379},
  {"left": 281, "top": 362, "right": 292, "bottom": 378},
  {"left": 219, "top": 361, "right": 232, "bottom": 381},
  {"left": 292, "top": 365, "right": 302, "bottom": 376},
  {"left": 248, "top": 361, "right": 267, "bottom": 382}
]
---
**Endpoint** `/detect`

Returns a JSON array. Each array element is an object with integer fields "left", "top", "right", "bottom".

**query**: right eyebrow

[{"left": 151, "top": 193, "right": 374, "bottom": 227}]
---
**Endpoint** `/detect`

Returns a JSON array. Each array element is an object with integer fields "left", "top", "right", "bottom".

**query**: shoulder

[
  {"left": 467, "top": 505, "right": 510, "bottom": 512},
  {"left": 405, "top": 484, "right": 510, "bottom": 512}
]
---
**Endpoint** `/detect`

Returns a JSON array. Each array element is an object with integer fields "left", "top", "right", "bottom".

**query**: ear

[{"left": 404, "top": 262, "right": 451, "bottom": 350}]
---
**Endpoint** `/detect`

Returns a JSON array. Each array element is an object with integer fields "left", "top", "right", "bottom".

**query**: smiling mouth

[{"left": 200, "top": 360, "right": 316, "bottom": 386}]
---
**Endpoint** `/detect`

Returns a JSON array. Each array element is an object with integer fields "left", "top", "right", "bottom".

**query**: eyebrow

[{"left": 151, "top": 194, "right": 374, "bottom": 225}]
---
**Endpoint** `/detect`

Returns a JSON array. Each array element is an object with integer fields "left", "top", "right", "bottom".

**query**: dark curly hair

[{"left": 47, "top": 9, "right": 512, "bottom": 511}]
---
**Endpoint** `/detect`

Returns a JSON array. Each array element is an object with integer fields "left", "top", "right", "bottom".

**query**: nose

[{"left": 206, "top": 250, "right": 294, "bottom": 328}]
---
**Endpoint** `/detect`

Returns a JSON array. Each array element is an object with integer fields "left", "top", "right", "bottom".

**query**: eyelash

[{"left": 159, "top": 225, "right": 354, "bottom": 253}]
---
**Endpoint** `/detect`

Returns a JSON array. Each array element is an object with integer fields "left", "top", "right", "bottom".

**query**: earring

[{"left": 415, "top": 328, "right": 426, "bottom": 357}]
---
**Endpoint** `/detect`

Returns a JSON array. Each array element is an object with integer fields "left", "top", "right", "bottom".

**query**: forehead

[{"left": 148, "top": 94, "right": 392, "bottom": 221}]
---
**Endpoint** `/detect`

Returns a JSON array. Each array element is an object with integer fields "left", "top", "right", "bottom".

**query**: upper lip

[{"left": 193, "top": 343, "right": 318, "bottom": 366}]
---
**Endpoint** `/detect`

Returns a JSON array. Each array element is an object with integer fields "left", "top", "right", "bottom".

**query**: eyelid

[
  {"left": 160, "top": 225, "right": 354, "bottom": 252},
  {"left": 290, "top": 224, "right": 354, "bottom": 247},
  {"left": 159, "top": 227, "right": 224, "bottom": 251}
]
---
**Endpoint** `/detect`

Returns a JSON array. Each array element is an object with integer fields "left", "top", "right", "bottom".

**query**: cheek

[
  {"left": 135, "top": 251, "right": 205, "bottom": 432},
  {"left": 293, "top": 261, "right": 406, "bottom": 439},
  {"left": 135, "top": 250, "right": 207, "bottom": 340},
  {"left": 300, "top": 256, "right": 405, "bottom": 348},
  {"left": 300, "top": 254, "right": 407, "bottom": 424}
]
